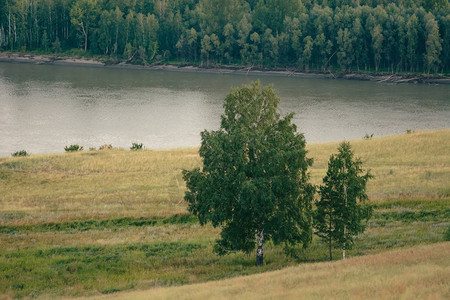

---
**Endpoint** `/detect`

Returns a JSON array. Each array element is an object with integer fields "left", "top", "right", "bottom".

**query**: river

[{"left": 0, "top": 61, "right": 449, "bottom": 157}]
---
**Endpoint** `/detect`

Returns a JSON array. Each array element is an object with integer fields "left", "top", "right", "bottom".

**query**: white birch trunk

[
  {"left": 256, "top": 229, "right": 264, "bottom": 266},
  {"left": 343, "top": 160, "right": 347, "bottom": 260}
]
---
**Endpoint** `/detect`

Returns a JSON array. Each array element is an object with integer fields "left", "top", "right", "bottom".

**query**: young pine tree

[{"left": 315, "top": 142, "right": 372, "bottom": 261}]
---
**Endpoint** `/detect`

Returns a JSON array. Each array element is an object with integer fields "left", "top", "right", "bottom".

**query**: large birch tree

[{"left": 183, "top": 81, "right": 314, "bottom": 266}]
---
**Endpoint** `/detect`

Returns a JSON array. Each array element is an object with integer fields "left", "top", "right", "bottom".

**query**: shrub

[
  {"left": 445, "top": 226, "right": 450, "bottom": 241},
  {"left": 11, "top": 150, "right": 29, "bottom": 157},
  {"left": 130, "top": 143, "right": 143, "bottom": 151},
  {"left": 99, "top": 144, "right": 113, "bottom": 150},
  {"left": 64, "top": 144, "right": 83, "bottom": 152}
]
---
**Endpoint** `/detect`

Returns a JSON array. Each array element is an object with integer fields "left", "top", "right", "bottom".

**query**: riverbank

[{"left": 1, "top": 51, "right": 449, "bottom": 84}]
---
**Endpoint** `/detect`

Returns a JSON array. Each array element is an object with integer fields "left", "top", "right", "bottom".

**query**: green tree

[
  {"left": 422, "top": 0, "right": 449, "bottom": 11},
  {"left": 41, "top": 30, "right": 49, "bottom": 51},
  {"left": 52, "top": 36, "right": 61, "bottom": 57},
  {"left": 123, "top": 42, "right": 135, "bottom": 60},
  {"left": 70, "top": 0, "right": 99, "bottom": 52},
  {"left": 301, "top": 35, "right": 314, "bottom": 70},
  {"left": 283, "top": 16, "right": 304, "bottom": 64},
  {"left": 351, "top": 17, "right": 366, "bottom": 72},
  {"left": 424, "top": 12, "right": 442, "bottom": 74},
  {"left": 144, "top": 13, "right": 159, "bottom": 60},
  {"left": 249, "top": 32, "right": 262, "bottom": 66},
  {"left": 337, "top": 28, "right": 354, "bottom": 71},
  {"left": 222, "top": 23, "right": 236, "bottom": 63},
  {"left": 371, "top": 24, "right": 384, "bottom": 72},
  {"left": 200, "top": 34, "right": 212, "bottom": 66},
  {"left": 315, "top": 142, "right": 372, "bottom": 261},
  {"left": 406, "top": 14, "right": 419, "bottom": 72},
  {"left": 237, "top": 14, "right": 252, "bottom": 64},
  {"left": 97, "top": 10, "right": 113, "bottom": 54},
  {"left": 252, "top": 0, "right": 306, "bottom": 33},
  {"left": 262, "top": 28, "right": 279, "bottom": 67},
  {"left": 112, "top": 7, "right": 124, "bottom": 56},
  {"left": 183, "top": 82, "right": 314, "bottom": 266},
  {"left": 209, "top": 33, "right": 221, "bottom": 64},
  {"left": 196, "top": 0, "right": 248, "bottom": 36}
]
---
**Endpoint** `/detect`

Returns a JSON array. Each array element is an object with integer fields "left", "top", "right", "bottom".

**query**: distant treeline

[{"left": 0, "top": 0, "right": 448, "bottom": 73}]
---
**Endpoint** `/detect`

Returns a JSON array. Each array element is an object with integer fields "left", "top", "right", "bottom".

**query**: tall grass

[
  {"left": 0, "top": 148, "right": 200, "bottom": 225},
  {"left": 1, "top": 130, "right": 448, "bottom": 226},
  {"left": 0, "top": 129, "right": 448, "bottom": 298},
  {"left": 95, "top": 242, "right": 449, "bottom": 300}
]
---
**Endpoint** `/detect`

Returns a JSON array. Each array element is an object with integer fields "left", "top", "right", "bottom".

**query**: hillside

[
  {"left": 0, "top": 129, "right": 449, "bottom": 298},
  {"left": 86, "top": 242, "right": 450, "bottom": 300}
]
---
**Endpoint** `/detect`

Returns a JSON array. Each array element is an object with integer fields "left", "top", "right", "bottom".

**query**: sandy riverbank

[{"left": 1, "top": 51, "right": 448, "bottom": 84}]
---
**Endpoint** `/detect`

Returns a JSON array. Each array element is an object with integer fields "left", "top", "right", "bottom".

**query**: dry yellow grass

[
  {"left": 1, "top": 129, "right": 449, "bottom": 226},
  {"left": 1, "top": 130, "right": 448, "bottom": 299},
  {"left": 0, "top": 148, "right": 200, "bottom": 225},
  {"left": 82, "top": 242, "right": 450, "bottom": 300},
  {"left": 307, "top": 129, "right": 450, "bottom": 200}
]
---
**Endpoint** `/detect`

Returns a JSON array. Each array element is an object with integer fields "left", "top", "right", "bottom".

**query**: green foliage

[
  {"left": 424, "top": 12, "right": 443, "bottom": 74},
  {"left": 183, "top": 81, "right": 314, "bottom": 265},
  {"left": 52, "top": 37, "right": 61, "bottom": 56},
  {"left": 314, "top": 142, "right": 372, "bottom": 260},
  {"left": 64, "top": 144, "right": 84, "bottom": 152},
  {"left": 0, "top": 214, "right": 197, "bottom": 234},
  {"left": 1, "top": 198, "right": 447, "bottom": 298},
  {"left": 445, "top": 226, "right": 450, "bottom": 241},
  {"left": 70, "top": 0, "right": 100, "bottom": 52},
  {"left": 130, "top": 143, "right": 144, "bottom": 150},
  {"left": 0, "top": 1, "right": 448, "bottom": 73},
  {"left": 41, "top": 31, "right": 49, "bottom": 52},
  {"left": 1, "top": 241, "right": 205, "bottom": 298},
  {"left": 11, "top": 150, "right": 29, "bottom": 157}
]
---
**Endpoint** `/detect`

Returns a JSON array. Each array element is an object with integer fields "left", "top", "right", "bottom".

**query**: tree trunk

[
  {"left": 256, "top": 229, "right": 264, "bottom": 266},
  {"left": 343, "top": 160, "right": 347, "bottom": 260},
  {"left": 84, "top": 29, "right": 88, "bottom": 52},
  {"left": 329, "top": 212, "right": 333, "bottom": 261}
]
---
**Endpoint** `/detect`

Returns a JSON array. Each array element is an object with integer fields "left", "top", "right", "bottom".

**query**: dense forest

[{"left": 0, "top": 0, "right": 448, "bottom": 73}]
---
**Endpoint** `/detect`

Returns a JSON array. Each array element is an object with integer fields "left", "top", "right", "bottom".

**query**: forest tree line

[{"left": 0, "top": 0, "right": 448, "bottom": 73}]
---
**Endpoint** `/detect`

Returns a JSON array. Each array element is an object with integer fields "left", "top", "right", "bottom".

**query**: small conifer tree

[{"left": 315, "top": 142, "right": 372, "bottom": 261}]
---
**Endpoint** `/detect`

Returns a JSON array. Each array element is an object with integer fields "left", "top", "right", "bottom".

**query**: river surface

[{"left": 0, "top": 61, "right": 449, "bottom": 157}]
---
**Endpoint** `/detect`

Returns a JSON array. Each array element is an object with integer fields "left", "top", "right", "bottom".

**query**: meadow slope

[
  {"left": 0, "top": 129, "right": 449, "bottom": 298},
  {"left": 85, "top": 242, "right": 450, "bottom": 300}
]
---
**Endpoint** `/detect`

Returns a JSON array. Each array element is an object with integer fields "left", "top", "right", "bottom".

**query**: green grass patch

[
  {"left": 1, "top": 241, "right": 204, "bottom": 298},
  {"left": 1, "top": 198, "right": 448, "bottom": 298},
  {"left": 0, "top": 214, "right": 197, "bottom": 234}
]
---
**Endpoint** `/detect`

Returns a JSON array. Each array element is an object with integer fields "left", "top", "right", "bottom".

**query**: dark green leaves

[
  {"left": 315, "top": 142, "right": 372, "bottom": 260},
  {"left": 183, "top": 81, "right": 314, "bottom": 261}
]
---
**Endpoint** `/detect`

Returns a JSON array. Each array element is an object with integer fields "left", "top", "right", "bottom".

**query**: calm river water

[{"left": 0, "top": 61, "right": 449, "bottom": 156}]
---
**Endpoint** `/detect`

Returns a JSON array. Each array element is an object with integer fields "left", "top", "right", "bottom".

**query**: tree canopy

[
  {"left": 0, "top": 0, "right": 448, "bottom": 73},
  {"left": 315, "top": 142, "right": 372, "bottom": 261},
  {"left": 183, "top": 81, "right": 314, "bottom": 266}
]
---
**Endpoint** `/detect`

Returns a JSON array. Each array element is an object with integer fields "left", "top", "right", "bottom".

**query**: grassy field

[
  {"left": 87, "top": 242, "right": 450, "bottom": 300},
  {"left": 0, "top": 129, "right": 449, "bottom": 298}
]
